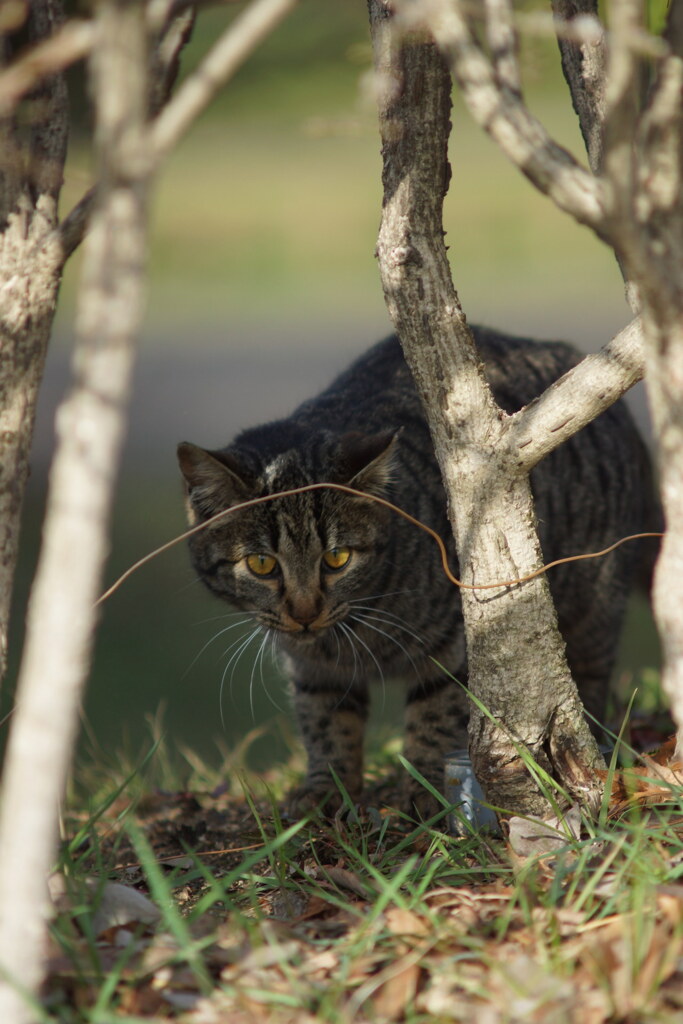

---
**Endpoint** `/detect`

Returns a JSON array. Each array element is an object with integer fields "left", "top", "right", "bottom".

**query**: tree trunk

[
  {"left": 0, "top": 0, "right": 68, "bottom": 684},
  {"left": 368, "top": 3, "right": 605, "bottom": 817},
  {"left": 0, "top": 2, "right": 151, "bottom": 1018}
]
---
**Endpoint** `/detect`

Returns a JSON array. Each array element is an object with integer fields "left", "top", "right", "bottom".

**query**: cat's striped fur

[{"left": 178, "top": 328, "right": 659, "bottom": 816}]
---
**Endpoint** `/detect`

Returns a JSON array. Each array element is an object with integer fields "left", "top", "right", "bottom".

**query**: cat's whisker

[
  {"left": 259, "top": 632, "right": 288, "bottom": 716},
  {"left": 337, "top": 621, "right": 360, "bottom": 687},
  {"left": 342, "top": 620, "right": 386, "bottom": 698},
  {"left": 350, "top": 589, "right": 419, "bottom": 605},
  {"left": 184, "top": 617, "right": 255, "bottom": 679},
  {"left": 250, "top": 629, "right": 272, "bottom": 722},
  {"left": 332, "top": 624, "right": 366, "bottom": 712},
  {"left": 349, "top": 606, "right": 426, "bottom": 646},
  {"left": 349, "top": 613, "right": 424, "bottom": 680},
  {"left": 332, "top": 625, "right": 342, "bottom": 671},
  {"left": 192, "top": 610, "right": 253, "bottom": 627},
  {"left": 219, "top": 626, "right": 261, "bottom": 728}
]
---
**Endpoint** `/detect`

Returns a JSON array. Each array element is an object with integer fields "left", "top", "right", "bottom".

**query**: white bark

[
  {"left": 401, "top": 0, "right": 607, "bottom": 229},
  {"left": 0, "top": 0, "right": 69, "bottom": 686},
  {"left": 509, "top": 316, "right": 644, "bottom": 470},
  {"left": 382, "top": 0, "right": 683, "bottom": 782},
  {"left": 0, "top": 2, "right": 151, "bottom": 1017},
  {"left": 369, "top": 3, "right": 607, "bottom": 816},
  {"left": 592, "top": 2, "right": 683, "bottom": 758}
]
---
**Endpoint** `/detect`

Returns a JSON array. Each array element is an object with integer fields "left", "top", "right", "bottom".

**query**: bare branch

[
  {"left": 370, "top": 2, "right": 492, "bottom": 432},
  {"left": 550, "top": 0, "right": 607, "bottom": 173},
  {"left": 369, "top": 0, "right": 605, "bottom": 818},
  {"left": 509, "top": 317, "right": 645, "bottom": 471},
  {"left": 636, "top": 53, "right": 683, "bottom": 228},
  {"left": 151, "top": 0, "right": 297, "bottom": 162},
  {"left": 58, "top": 0, "right": 297, "bottom": 260},
  {"left": 601, "top": 0, "right": 643, "bottom": 227},
  {"left": 57, "top": 2, "right": 195, "bottom": 260},
  {"left": 400, "top": 0, "right": 607, "bottom": 230},
  {"left": 0, "top": 0, "right": 68, "bottom": 689},
  {"left": 58, "top": 184, "right": 95, "bottom": 260},
  {"left": 148, "top": 3, "right": 195, "bottom": 118},
  {"left": 664, "top": 0, "right": 683, "bottom": 58},
  {"left": 483, "top": 0, "right": 519, "bottom": 94},
  {"left": 0, "top": 18, "right": 93, "bottom": 117}
]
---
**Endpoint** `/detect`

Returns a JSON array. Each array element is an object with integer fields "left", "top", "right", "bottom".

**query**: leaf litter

[{"left": 47, "top": 739, "right": 683, "bottom": 1022}]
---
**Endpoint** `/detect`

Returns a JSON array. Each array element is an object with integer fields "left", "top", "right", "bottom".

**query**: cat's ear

[
  {"left": 177, "top": 442, "right": 253, "bottom": 521},
  {"left": 340, "top": 429, "right": 401, "bottom": 496}
]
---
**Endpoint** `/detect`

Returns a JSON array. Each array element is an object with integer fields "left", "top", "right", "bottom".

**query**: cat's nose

[
  {"left": 286, "top": 597, "right": 322, "bottom": 629},
  {"left": 291, "top": 609, "right": 319, "bottom": 628}
]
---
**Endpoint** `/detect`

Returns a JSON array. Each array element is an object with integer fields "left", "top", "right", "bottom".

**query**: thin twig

[
  {"left": 0, "top": 19, "right": 94, "bottom": 117},
  {"left": 550, "top": 0, "right": 607, "bottom": 174},
  {"left": 151, "top": 0, "right": 298, "bottom": 163},
  {"left": 58, "top": 0, "right": 298, "bottom": 261},
  {"left": 484, "top": 0, "right": 520, "bottom": 94},
  {"left": 397, "top": 0, "right": 607, "bottom": 229},
  {"left": 601, "top": 0, "right": 643, "bottom": 224},
  {"left": 96, "top": 481, "right": 663, "bottom": 606}
]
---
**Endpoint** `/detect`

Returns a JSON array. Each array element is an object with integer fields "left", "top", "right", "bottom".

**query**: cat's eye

[
  {"left": 246, "top": 553, "right": 278, "bottom": 577},
  {"left": 322, "top": 547, "right": 352, "bottom": 572}
]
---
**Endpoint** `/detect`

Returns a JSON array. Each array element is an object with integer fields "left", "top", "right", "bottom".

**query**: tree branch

[
  {"left": 509, "top": 316, "right": 645, "bottom": 471},
  {"left": 58, "top": 0, "right": 298, "bottom": 262},
  {"left": 601, "top": 0, "right": 642, "bottom": 227},
  {"left": 0, "top": 18, "right": 93, "bottom": 118},
  {"left": 151, "top": 0, "right": 297, "bottom": 162},
  {"left": 483, "top": 0, "right": 520, "bottom": 95},
  {"left": 399, "top": 0, "right": 607, "bottom": 230},
  {"left": 550, "top": 0, "right": 606, "bottom": 173}
]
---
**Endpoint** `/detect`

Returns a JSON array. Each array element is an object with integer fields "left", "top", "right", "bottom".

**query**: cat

[{"left": 177, "top": 327, "right": 659, "bottom": 818}]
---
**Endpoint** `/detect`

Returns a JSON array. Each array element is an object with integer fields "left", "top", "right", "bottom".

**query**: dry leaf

[
  {"left": 372, "top": 961, "right": 421, "bottom": 1020},
  {"left": 49, "top": 874, "right": 161, "bottom": 935},
  {"left": 601, "top": 758, "right": 683, "bottom": 816},
  {"left": 311, "top": 864, "right": 377, "bottom": 897},
  {"left": 385, "top": 907, "right": 430, "bottom": 937},
  {"left": 508, "top": 804, "right": 581, "bottom": 857}
]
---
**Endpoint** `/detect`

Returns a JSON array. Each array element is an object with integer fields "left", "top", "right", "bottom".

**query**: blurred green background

[{"left": 8, "top": 0, "right": 660, "bottom": 781}]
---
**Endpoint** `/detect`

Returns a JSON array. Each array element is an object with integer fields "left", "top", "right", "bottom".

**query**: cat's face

[{"left": 177, "top": 432, "right": 398, "bottom": 648}]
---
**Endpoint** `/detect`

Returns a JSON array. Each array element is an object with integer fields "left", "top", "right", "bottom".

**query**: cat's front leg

[
  {"left": 403, "top": 674, "right": 469, "bottom": 820},
  {"left": 287, "top": 677, "right": 368, "bottom": 817}
]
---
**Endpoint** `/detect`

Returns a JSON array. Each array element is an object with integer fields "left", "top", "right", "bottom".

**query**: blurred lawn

[
  {"left": 12, "top": 0, "right": 660, "bottom": 774},
  {"left": 58, "top": 0, "right": 628, "bottom": 339}
]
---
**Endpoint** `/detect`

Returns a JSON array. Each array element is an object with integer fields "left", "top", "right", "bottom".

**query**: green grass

[{"left": 43, "top": 728, "right": 683, "bottom": 1023}]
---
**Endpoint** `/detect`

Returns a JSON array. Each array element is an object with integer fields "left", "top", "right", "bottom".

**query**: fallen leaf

[
  {"left": 508, "top": 804, "right": 581, "bottom": 857},
  {"left": 601, "top": 759, "right": 683, "bottom": 817},
  {"left": 49, "top": 874, "right": 161, "bottom": 935},
  {"left": 372, "top": 961, "right": 421, "bottom": 1020},
  {"left": 311, "top": 864, "right": 377, "bottom": 897},
  {"left": 384, "top": 907, "right": 430, "bottom": 937}
]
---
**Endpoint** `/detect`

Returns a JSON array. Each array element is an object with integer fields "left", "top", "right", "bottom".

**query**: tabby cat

[{"left": 178, "top": 327, "right": 658, "bottom": 817}]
